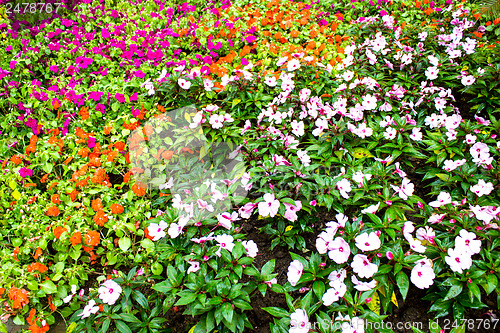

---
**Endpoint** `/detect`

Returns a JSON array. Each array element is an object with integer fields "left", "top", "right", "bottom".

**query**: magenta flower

[
  {"left": 9, "top": 61, "right": 17, "bottom": 70},
  {"left": 88, "top": 137, "right": 96, "bottom": 148},
  {"left": 50, "top": 65, "right": 59, "bottom": 73},
  {"left": 19, "top": 168, "right": 33, "bottom": 178},
  {"left": 133, "top": 71, "right": 145, "bottom": 78},
  {"left": 89, "top": 91, "right": 103, "bottom": 102},
  {"left": 102, "top": 28, "right": 110, "bottom": 39},
  {"left": 130, "top": 92, "right": 137, "bottom": 102},
  {"left": 96, "top": 103, "right": 105, "bottom": 114},
  {"left": 115, "top": 93, "right": 125, "bottom": 103}
]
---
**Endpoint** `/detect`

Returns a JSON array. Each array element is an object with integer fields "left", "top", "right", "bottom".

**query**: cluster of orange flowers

[
  {"left": 27, "top": 309, "right": 49, "bottom": 333},
  {"left": 26, "top": 262, "right": 48, "bottom": 275},
  {"left": 8, "top": 287, "right": 29, "bottom": 309}
]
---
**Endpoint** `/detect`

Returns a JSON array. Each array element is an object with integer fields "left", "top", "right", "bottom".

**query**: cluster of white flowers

[{"left": 445, "top": 230, "right": 481, "bottom": 274}]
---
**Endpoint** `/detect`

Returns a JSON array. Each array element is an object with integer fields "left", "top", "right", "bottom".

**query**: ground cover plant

[{"left": 0, "top": 0, "right": 500, "bottom": 332}]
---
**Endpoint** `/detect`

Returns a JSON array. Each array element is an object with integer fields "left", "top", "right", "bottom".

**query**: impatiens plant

[{"left": 1, "top": 0, "right": 500, "bottom": 332}]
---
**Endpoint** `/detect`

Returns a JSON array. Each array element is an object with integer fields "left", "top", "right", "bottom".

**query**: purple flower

[
  {"left": 115, "top": 93, "right": 125, "bottom": 103},
  {"left": 380, "top": 9, "right": 387, "bottom": 16},
  {"left": 130, "top": 92, "right": 138, "bottom": 102},
  {"left": 50, "top": 65, "right": 59, "bottom": 73},
  {"left": 6, "top": 45, "right": 12, "bottom": 52},
  {"left": 88, "top": 137, "right": 96, "bottom": 148},
  {"left": 19, "top": 167, "right": 33, "bottom": 178},
  {"left": 241, "top": 58, "right": 249, "bottom": 66},
  {"left": 132, "top": 108, "right": 140, "bottom": 117},
  {"left": 245, "top": 35, "right": 257, "bottom": 43},
  {"left": 9, "top": 61, "right": 17, "bottom": 70}
]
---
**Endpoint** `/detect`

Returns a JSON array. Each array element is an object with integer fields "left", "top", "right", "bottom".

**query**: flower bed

[{"left": 0, "top": 0, "right": 500, "bottom": 332}]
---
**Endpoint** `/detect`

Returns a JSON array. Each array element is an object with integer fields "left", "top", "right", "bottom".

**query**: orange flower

[
  {"left": 162, "top": 150, "right": 174, "bottom": 160},
  {"left": 115, "top": 141, "right": 126, "bottom": 151},
  {"left": 69, "top": 232, "right": 82, "bottom": 246},
  {"left": 84, "top": 230, "right": 100, "bottom": 247},
  {"left": 34, "top": 247, "right": 42, "bottom": 260},
  {"left": 144, "top": 227, "right": 154, "bottom": 240},
  {"left": 51, "top": 194, "right": 61, "bottom": 205},
  {"left": 27, "top": 262, "right": 48, "bottom": 274},
  {"left": 53, "top": 226, "right": 67, "bottom": 239},
  {"left": 8, "top": 287, "right": 29, "bottom": 309},
  {"left": 132, "top": 183, "right": 146, "bottom": 196},
  {"left": 10, "top": 155, "right": 22, "bottom": 165},
  {"left": 91, "top": 198, "right": 103, "bottom": 211},
  {"left": 40, "top": 173, "right": 50, "bottom": 183},
  {"left": 63, "top": 156, "right": 73, "bottom": 165},
  {"left": 107, "top": 150, "right": 119, "bottom": 162},
  {"left": 45, "top": 206, "right": 60, "bottom": 217},
  {"left": 494, "top": 18, "right": 500, "bottom": 25},
  {"left": 14, "top": 246, "right": 19, "bottom": 261},
  {"left": 48, "top": 296, "right": 56, "bottom": 312},
  {"left": 110, "top": 203, "right": 124, "bottom": 214},
  {"left": 290, "top": 30, "right": 299, "bottom": 38},
  {"left": 93, "top": 210, "right": 109, "bottom": 226}
]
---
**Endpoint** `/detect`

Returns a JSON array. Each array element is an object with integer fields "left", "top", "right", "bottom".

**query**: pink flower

[
  {"left": 283, "top": 200, "right": 302, "bottom": 222},
  {"left": 445, "top": 248, "right": 472, "bottom": 274},
  {"left": 411, "top": 259, "right": 435, "bottom": 289}
]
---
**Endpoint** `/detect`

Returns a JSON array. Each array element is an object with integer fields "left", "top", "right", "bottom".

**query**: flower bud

[{"left": 386, "top": 251, "right": 394, "bottom": 260}]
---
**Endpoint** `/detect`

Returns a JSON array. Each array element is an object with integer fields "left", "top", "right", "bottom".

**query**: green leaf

[
  {"left": 396, "top": 271, "right": 409, "bottom": 301},
  {"left": 119, "top": 313, "right": 140, "bottom": 323},
  {"left": 118, "top": 237, "right": 131, "bottom": 252},
  {"left": 115, "top": 320, "right": 133, "bottom": 333},
  {"left": 175, "top": 293, "right": 197, "bottom": 306},
  {"left": 40, "top": 280, "right": 58, "bottom": 294},
  {"left": 263, "top": 307, "right": 289, "bottom": 318},
  {"left": 444, "top": 284, "right": 463, "bottom": 301}
]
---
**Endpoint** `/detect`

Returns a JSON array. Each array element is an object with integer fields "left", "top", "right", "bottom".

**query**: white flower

[
  {"left": 425, "top": 66, "right": 439, "bottom": 80},
  {"left": 336, "top": 178, "right": 352, "bottom": 199},
  {"left": 289, "top": 309, "right": 310, "bottom": 333},
  {"left": 328, "top": 237, "right": 351, "bottom": 264},
  {"left": 322, "top": 280, "right": 347, "bottom": 306},
  {"left": 258, "top": 193, "right": 280, "bottom": 218},
  {"left": 410, "top": 259, "right": 435, "bottom": 289},
  {"left": 361, "top": 202, "right": 380, "bottom": 214},
  {"left": 215, "top": 235, "right": 235, "bottom": 256},
  {"left": 147, "top": 222, "right": 168, "bottom": 241},
  {"left": 217, "top": 212, "right": 239, "bottom": 229},
  {"left": 242, "top": 240, "right": 259, "bottom": 258},
  {"left": 455, "top": 229, "right": 481, "bottom": 255},
  {"left": 429, "top": 191, "right": 452, "bottom": 208},
  {"left": 351, "top": 254, "right": 378, "bottom": 278},
  {"left": 361, "top": 94, "right": 377, "bottom": 110},
  {"left": 209, "top": 114, "right": 224, "bottom": 129},
  {"left": 287, "top": 260, "right": 304, "bottom": 286},
  {"left": 409, "top": 127, "right": 423, "bottom": 141},
  {"left": 98, "top": 280, "right": 122, "bottom": 305},
  {"left": 355, "top": 232, "right": 381, "bottom": 252},
  {"left": 316, "top": 230, "right": 335, "bottom": 254},
  {"left": 470, "top": 179, "right": 494, "bottom": 197},
  {"left": 461, "top": 75, "right": 475, "bottom": 86},
  {"left": 264, "top": 76, "right": 277, "bottom": 87},
  {"left": 277, "top": 56, "right": 288, "bottom": 67},
  {"left": 390, "top": 178, "right": 414, "bottom": 200},
  {"left": 383, "top": 127, "right": 397, "bottom": 140},
  {"left": 187, "top": 261, "right": 200, "bottom": 274},
  {"left": 351, "top": 275, "right": 377, "bottom": 291},
  {"left": 78, "top": 300, "right": 100, "bottom": 318},
  {"left": 445, "top": 248, "right": 472, "bottom": 274},
  {"left": 287, "top": 59, "right": 301, "bottom": 71},
  {"left": 177, "top": 78, "right": 192, "bottom": 90}
]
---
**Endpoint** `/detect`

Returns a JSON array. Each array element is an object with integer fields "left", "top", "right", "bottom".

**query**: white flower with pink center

[
  {"left": 98, "top": 280, "right": 122, "bottom": 305},
  {"left": 351, "top": 254, "right": 378, "bottom": 278}
]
